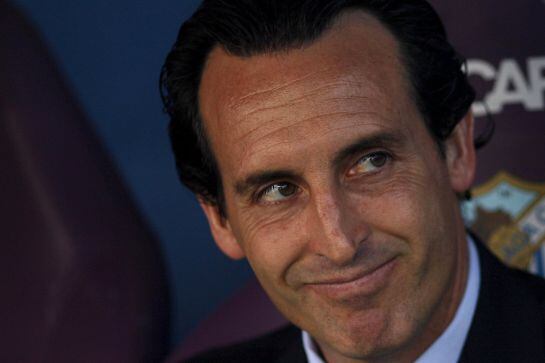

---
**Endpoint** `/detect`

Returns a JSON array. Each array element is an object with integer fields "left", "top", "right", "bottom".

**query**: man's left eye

[{"left": 348, "top": 152, "right": 390, "bottom": 177}]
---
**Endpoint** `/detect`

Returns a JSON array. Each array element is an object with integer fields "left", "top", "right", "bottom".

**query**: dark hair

[{"left": 160, "top": 0, "right": 479, "bottom": 212}]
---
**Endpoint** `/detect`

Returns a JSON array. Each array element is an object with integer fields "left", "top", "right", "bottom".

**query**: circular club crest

[{"left": 463, "top": 172, "right": 545, "bottom": 276}]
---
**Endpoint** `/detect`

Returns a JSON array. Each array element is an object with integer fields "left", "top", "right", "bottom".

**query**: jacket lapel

[
  {"left": 459, "top": 239, "right": 545, "bottom": 362},
  {"left": 273, "top": 327, "right": 307, "bottom": 363}
]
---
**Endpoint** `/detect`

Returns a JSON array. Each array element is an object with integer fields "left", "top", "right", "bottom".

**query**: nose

[{"left": 307, "top": 186, "right": 370, "bottom": 266}]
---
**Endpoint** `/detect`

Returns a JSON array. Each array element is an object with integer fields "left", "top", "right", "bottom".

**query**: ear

[
  {"left": 198, "top": 199, "right": 246, "bottom": 260},
  {"left": 444, "top": 111, "right": 476, "bottom": 193}
]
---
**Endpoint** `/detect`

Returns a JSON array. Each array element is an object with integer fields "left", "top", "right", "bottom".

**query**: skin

[{"left": 198, "top": 11, "right": 476, "bottom": 363}]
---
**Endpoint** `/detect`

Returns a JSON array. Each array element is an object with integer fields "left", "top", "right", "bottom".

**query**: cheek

[
  {"left": 353, "top": 160, "right": 454, "bottom": 258},
  {"left": 356, "top": 171, "right": 435, "bottom": 227},
  {"left": 234, "top": 209, "right": 308, "bottom": 287}
]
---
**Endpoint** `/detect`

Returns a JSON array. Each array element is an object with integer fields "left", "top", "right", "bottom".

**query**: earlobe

[
  {"left": 445, "top": 111, "right": 476, "bottom": 193},
  {"left": 198, "top": 199, "right": 246, "bottom": 260}
]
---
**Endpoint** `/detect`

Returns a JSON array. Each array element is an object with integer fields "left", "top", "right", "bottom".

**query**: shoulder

[
  {"left": 476, "top": 237, "right": 545, "bottom": 309},
  {"left": 477, "top": 235, "right": 545, "bottom": 302},
  {"left": 505, "top": 265, "right": 545, "bottom": 306},
  {"left": 182, "top": 324, "right": 301, "bottom": 363},
  {"left": 458, "top": 238, "right": 545, "bottom": 361}
]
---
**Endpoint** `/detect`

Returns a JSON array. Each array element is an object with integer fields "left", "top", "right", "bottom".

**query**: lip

[{"left": 305, "top": 257, "right": 398, "bottom": 300}]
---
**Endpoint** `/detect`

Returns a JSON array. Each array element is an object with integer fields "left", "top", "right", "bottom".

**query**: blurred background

[
  {"left": 5, "top": 0, "right": 545, "bottom": 360},
  {"left": 10, "top": 0, "right": 253, "bottom": 349}
]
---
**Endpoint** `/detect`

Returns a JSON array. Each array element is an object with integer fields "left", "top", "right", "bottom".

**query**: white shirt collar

[{"left": 302, "top": 235, "right": 481, "bottom": 363}]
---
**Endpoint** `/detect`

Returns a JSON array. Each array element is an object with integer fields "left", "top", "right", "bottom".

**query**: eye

[
  {"left": 347, "top": 151, "right": 390, "bottom": 177},
  {"left": 257, "top": 182, "right": 299, "bottom": 203}
]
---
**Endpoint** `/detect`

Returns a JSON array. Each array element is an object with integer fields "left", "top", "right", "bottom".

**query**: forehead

[{"left": 199, "top": 11, "right": 419, "bottom": 179}]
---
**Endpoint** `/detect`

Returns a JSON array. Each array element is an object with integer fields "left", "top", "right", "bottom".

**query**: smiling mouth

[{"left": 305, "top": 257, "right": 398, "bottom": 300}]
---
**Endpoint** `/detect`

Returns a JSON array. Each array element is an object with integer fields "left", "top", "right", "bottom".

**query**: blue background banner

[{"left": 10, "top": 0, "right": 253, "bottom": 346}]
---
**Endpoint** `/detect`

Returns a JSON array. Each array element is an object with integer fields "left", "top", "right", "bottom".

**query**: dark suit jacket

[{"left": 184, "top": 241, "right": 545, "bottom": 363}]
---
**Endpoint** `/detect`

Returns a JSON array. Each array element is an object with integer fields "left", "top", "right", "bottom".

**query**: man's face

[{"left": 199, "top": 12, "right": 474, "bottom": 362}]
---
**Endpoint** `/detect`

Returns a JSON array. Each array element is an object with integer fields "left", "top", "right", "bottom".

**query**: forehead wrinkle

[
  {"left": 235, "top": 110, "right": 374, "bottom": 146},
  {"left": 227, "top": 62, "right": 355, "bottom": 114},
  {"left": 229, "top": 65, "right": 333, "bottom": 108},
  {"left": 231, "top": 84, "right": 391, "bottom": 147},
  {"left": 239, "top": 112, "right": 394, "bottom": 167},
  {"left": 239, "top": 81, "right": 372, "bottom": 120}
]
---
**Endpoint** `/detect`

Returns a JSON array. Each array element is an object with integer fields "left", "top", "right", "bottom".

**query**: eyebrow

[{"left": 233, "top": 131, "right": 405, "bottom": 197}]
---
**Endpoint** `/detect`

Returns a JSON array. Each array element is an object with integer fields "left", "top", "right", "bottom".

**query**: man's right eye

[{"left": 257, "top": 182, "right": 299, "bottom": 204}]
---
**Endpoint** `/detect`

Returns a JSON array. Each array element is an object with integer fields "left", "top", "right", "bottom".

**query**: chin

[{"left": 316, "top": 308, "right": 419, "bottom": 361}]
